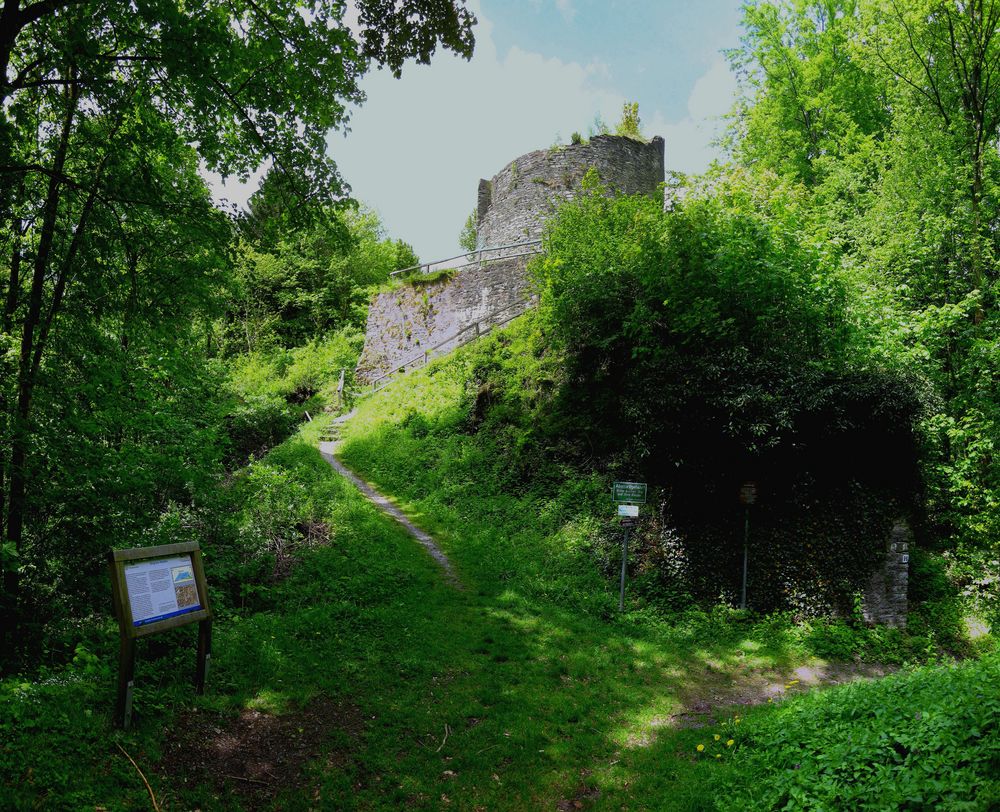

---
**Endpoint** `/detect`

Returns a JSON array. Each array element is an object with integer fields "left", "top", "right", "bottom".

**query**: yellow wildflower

[
  {"left": 696, "top": 744, "right": 705, "bottom": 752},
  {"left": 726, "top": 739, "right": 735, "bottom": 747},
  {"left": 715, "top": 754, "right": 721, "bottom": 759},
  {"left": 714, "top": 734, "right": 721, "bottom": 741}
]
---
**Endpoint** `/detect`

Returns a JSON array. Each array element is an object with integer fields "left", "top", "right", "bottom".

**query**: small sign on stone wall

[{"left": 862, "top": 520, "right": 911, "bottom": 629}]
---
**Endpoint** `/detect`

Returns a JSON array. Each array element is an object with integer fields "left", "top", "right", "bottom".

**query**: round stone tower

[{"left": 475, "top": 134, "right": 665, "bottom": 249}]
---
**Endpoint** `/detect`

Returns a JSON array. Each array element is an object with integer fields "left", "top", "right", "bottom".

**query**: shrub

[
  {"left": 530, "top": 171, "right": 927, "bottom": 612},
  {"left": 720, "top": 655, "right": 1000, "bottom": 809}
]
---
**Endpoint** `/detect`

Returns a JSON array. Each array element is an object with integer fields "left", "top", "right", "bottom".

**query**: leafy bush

[
  {"left": 222, "top": 328, "right": 362, "bottom": 464},
  {"left": 529, "top": 172, "right": 928, "bottom": 612},
  {"left": 221, "top": 205, "right": 413, "bottom": 352},
  {"left": 459, "top": 208, "right": 477, "bottom": 252},
  {"left": 720, "top": 655, "right": 1000, "bottom": 809}
]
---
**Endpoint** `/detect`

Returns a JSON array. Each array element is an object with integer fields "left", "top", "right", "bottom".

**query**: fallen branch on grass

[
  {"left": 435, "top": 723, "right": 451, "bottom": 753},
  {"left": 115, "top": 743, "right": 161, "bottom": 812}
]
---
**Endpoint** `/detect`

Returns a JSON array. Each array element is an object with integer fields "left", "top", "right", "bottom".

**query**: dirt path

[
  {"left": 318, "top": 441, "right": 461, "bottom": 587},
  {"left": 649, "top": 660, "right": 896, "bottom": 735}
]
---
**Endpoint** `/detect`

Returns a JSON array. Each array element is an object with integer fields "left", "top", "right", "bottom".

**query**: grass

[{"left": 3, "top": 315, "right": 997, "bottom": 810}]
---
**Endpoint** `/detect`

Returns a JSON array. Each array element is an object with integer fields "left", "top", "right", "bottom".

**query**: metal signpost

[
  {"left": 738, "top": 482, "right": 757, "bottom": 610},
  {"left": 108, "top": 541, "right": 212, "bottom": 729},
  {"left": 613, "top": 481, "right": 646, "bottom": 612}
]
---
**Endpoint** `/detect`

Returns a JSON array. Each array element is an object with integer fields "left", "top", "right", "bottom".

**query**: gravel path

[{"left": 318, "top": 441, "right": 461, "bottom": 587}]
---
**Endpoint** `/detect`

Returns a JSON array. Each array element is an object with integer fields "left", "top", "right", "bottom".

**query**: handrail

[
  {"left": 366, "top": 295, "right": 538, "bottom": 392},
  {"left": 389, "top": 239, "right": 542, "bottom": 278}
]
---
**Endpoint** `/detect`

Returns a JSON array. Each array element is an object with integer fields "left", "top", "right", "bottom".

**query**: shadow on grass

[{"left": 0, "top": 432, "right": 922, "bottom": 812}]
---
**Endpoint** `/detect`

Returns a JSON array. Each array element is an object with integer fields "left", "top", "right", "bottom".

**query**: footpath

[{"left": 317, "top": 415, "right": 461, "bottom": 587}]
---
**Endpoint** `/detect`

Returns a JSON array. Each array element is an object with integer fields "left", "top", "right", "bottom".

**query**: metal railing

[
  {"left": 365, "top": 295, "right": 538, "bottom": 393},
  {"left": 389, "top": 239, "right": 542, "bottom": 278}
]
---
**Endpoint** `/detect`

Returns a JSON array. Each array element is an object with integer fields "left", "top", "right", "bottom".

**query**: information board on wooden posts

[
  {"left": 109, "top": 542, "right": 211, "bottom": 637},
  {"left": 108, "top": 541, "right": 213, "bottom": 729}
]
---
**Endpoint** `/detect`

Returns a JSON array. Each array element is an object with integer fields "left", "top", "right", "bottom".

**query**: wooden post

[
  {"left": 195, "top": 619, "right": 212, "bottom": 694},
  {"left": 116, "top": 636, "right": 137, "bottom": 729}
]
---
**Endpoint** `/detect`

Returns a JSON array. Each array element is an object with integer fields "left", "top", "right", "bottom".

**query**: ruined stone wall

[
  {"left": 356, "top": 257, "right": 531, "bottom": 384},
  {"left": 476, "top": 134, "right": 665, "bottom": 249},
  {"left": 862, "top": 520, "right": 911, "bottom": 628},
  {"left": 356, "top": 134, "right": 665, "bottom": 384}
]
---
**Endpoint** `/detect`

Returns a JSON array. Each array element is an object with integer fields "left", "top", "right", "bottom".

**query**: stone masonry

[
  {"left": 355, "top": 256, "right": 530, "bottom": 385},
  {"left": 356, "top": 135, "right": 665, "bottom": 384},
  {"left": 477, "top": 134, "right": 665, "bottom": 249},
  {"left": 862, "top": 520, "right": 911, "bottom": 628}
]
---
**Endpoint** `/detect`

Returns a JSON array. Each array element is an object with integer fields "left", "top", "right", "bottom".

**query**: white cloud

[
  {"left": 331, "top": 6, "right": 625, "bottom": 259},
  {"left": 555, "top": 0, "right": 576, "bottom": 23},
  {"left": 204, "top": 4, "right": 738, "bottom": 260},
  {"left": 647, "top": 58, "right": 737, "bottom": 176}
]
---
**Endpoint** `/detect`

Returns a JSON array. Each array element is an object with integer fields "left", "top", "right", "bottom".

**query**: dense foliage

[
  {"left": 222, "top": 206, "right": 414, "bottom": 353},
  {"left": 730, "top": 0, "right": 1000, "bottom": 622},
  {"left": 721, "top": 655, "right": 1000, "bottom": 808},
  {"left": 525, "top": 172, "right": 926, "bottom": 612},
  {"left": 0, "top": 0, "right": 472, "bottom": 668}
]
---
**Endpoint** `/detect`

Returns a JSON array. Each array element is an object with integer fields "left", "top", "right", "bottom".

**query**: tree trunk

[{"left": 1, "top": 80, "right": 77, "bottom": 662}]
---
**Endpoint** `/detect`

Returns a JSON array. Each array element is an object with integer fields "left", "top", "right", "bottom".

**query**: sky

[{"left": 210, "top": 0, "right": 746, "bottom": 262}]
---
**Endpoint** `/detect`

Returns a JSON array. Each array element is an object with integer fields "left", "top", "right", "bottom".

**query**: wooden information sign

[
  {"left": 108, "top": 541, "right": 212, "bottom": 729},
  {"left": 739, "top": 481, "right": 758, "bottom": 505}
]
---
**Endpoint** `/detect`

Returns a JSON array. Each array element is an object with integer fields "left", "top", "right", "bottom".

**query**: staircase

[{"left": 318, "top": 409, "right": 355, "bottom": 444}]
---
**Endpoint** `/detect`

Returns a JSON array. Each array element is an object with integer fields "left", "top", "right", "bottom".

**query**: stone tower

[{"left": 355, "top": 135, "right": 666, "bottom": 386}]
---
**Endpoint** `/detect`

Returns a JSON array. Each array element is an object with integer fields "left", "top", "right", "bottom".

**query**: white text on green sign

[{"left": 612, "top": 481, "right": 646, "bottom": 504}]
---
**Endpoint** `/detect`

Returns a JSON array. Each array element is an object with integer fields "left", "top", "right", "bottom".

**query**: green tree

[
  {"left": 863, "top": 0, "right": 1000, "bottom": 314},
  {"left": 729, "top": 1, "right": 890, "bottom": 186},
  {"left": 614, "top": 101, "right": 645, "bottom": 142},
  {"left": 224, "top": 205, "right": 418, "bottom": 352},
  {"left": 731, "top": 0, "right": 1000, "bottom": 615},
  {"left": 0, "top": 0, "right": 475, "bottom": 664},
  {"left": 459, "top": 208, "right": 478, "bottom": 252}
]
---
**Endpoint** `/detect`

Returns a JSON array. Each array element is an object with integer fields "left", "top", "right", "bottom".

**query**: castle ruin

[
  {"left": 355, "top": 134, "right": 665, "bottom": 385},
  {"left": 351, "top": 133, "right": 910, "bottom": 629}
]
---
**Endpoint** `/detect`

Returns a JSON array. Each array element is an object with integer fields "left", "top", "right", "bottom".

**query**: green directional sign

[{"left": 612, "top": 481, "right": 647, "bottom": 504}]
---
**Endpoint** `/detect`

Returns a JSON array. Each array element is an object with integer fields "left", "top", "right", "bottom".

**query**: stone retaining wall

[
  {"left": 357, "top": 134, "right": 665, "bottom": 384},
  {"left": 356, "top": 256, "right": 531, "bottom": 384},
  {"left": 862, "top": 520, "right": 911, "bottom": 628}
]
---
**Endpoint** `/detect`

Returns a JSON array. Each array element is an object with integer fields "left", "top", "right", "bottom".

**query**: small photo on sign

[{"left": 171, "top": 564, "right": 198, "bottom": 609}]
